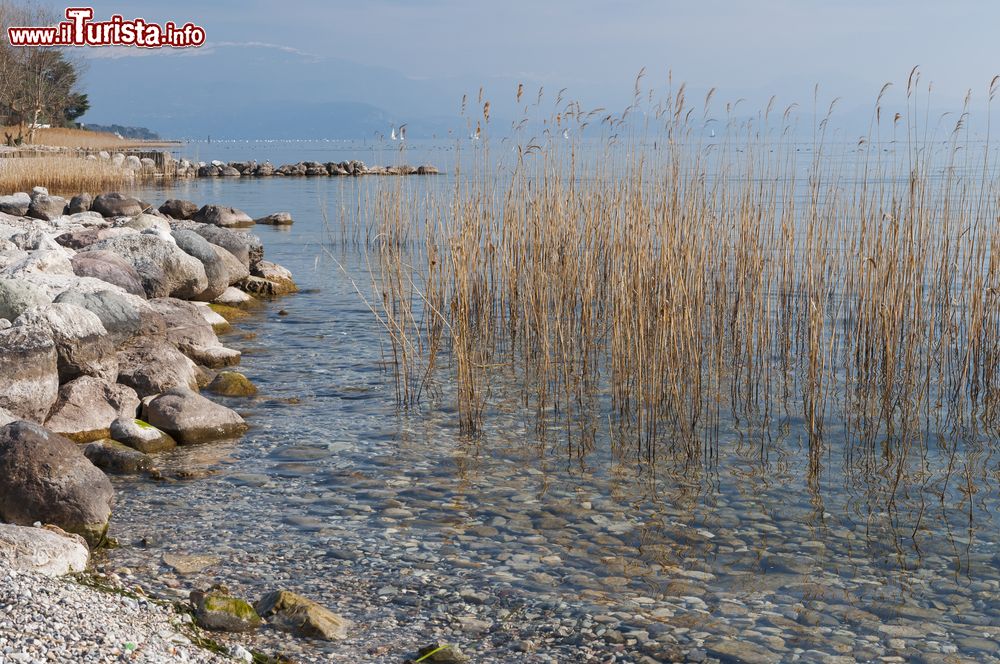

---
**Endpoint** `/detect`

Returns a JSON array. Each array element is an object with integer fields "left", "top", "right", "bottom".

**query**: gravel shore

[{"left": 0, "top": 568, "right": 231, "bottom": 663}]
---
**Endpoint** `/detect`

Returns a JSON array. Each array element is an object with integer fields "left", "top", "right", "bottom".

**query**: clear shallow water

[{"left": 101, "top": 174, "right": 1000, "bottom": 662}]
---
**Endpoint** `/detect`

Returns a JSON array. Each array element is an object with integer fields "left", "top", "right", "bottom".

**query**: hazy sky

[{"left": 60, "top": 0, "right": 1000, "bottom": 136}]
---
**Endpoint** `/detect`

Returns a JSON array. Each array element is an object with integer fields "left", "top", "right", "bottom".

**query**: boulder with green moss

[
  {"left": 239, "top": 261, "right": 297, "bottom": 297},
  {"left": 191, "top": 586, "right": 260, "bottom": 632},
  {"left": 255, "top": 590, "right": 351, "bottom": 641},
  {"left": 109, "top": 417, "right": 176, "bottom": 453},
  {"left": 207, "top": 371, "right": 258, "bottom": 397},
  {"left": 83, "top": 439, "right": 153, "bottom": 474}
]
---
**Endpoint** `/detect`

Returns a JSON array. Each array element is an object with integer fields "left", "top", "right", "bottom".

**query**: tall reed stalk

[{"left": 355, "top": 71, "right": 1000, "bottom": 475}]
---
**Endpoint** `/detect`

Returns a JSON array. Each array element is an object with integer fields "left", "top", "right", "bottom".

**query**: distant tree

[
  {"left": 0, "top": 1, "right": 88, "bottom": 142},
  {"left": 63, "top": 92, "right": 89, "bottom": 124}
]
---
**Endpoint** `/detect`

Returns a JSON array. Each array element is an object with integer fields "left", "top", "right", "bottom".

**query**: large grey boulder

[
  {"left": 0, "top": 193, "right": 31, "bottom": 216},
  {"left": 124, "top": 213, "right": 170, "bottom": 234},
  {"left": 13, "top": 273, "right": 134, "bottom": 302},
  {"left": 0, "top": 246, "right": 28, "bottom": 272},
  {"left": 67, "top": 193, "right": 92, "bottom": 214},
  {"left": 214, "top": 286, "right": 253, "bottom": 306},
  {"left": 173, "top": 230, "right": 228, "bottom": 301},
  {"left": 146, "top": 298, "right": 240, "bottom": 367},
  {"left": 116, "top": 337, "right": 199, "bottom": 398},
  {"left": 55, "top": 228, "right": 101, "bottom": 250},
  {"left": 82, "top": 234, "right": 208, "bottom": 299},
  {"left": 242, "top": 261, "right": 297, "bottom": 296},
  {"left": 146, "top": 386, "right": 248, "bottom": 443},
  {"left": 70, "top": 250, "right": 147, "bottom": 297},
  {"left": 54, "top": 289, "right": 164, "bottom": 344},
  {"left": 26, "top": 194, "right": 67, "bottom": 221},
  {"left": 6, "top": 229, "right": 61, "bottom": 252},
  {"left": 91, "top": 192, "right": 144, "bottom": 217},
  {"left": 0, "top": 421, "right": 114, "bottom": 547},
  {"left": 159, "top": 199, "right": 199, "bottom": 220},
  {"left": 187, "top": 224, "right": 263, "bottom": 270},
  {"left": 0, "top": 277, "right": 52, "bottom": 320},
  {"left": 1, "top": 249, "right": 75, "bottom": 278},
  {"left": 0, "top": 524, "right": 90, "bottom": 576},
  {"left": 44, "top": 376, "right": 140, "bottom": 443},
  {"left": 13, "top": 303, "right": 117, "bottom": 383},
  {"left": 55, "top": 226, "right": 135, "bottom": 250},
  {"left": 212, "top": 245, "right": 250, "bottom": 285},
  {"left": 191, "top": 205, "right": 254, "bottom": 228},
  {"left": 0, "top": 324, "right": 58, "bottom": 422},
  {"left": 147, "top": 297, "right": 219, "bottom": 348}
]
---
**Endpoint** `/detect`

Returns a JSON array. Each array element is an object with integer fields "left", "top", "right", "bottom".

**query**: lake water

[{"left": 99, "top": 143, "right": 1000, "bottom": 663}]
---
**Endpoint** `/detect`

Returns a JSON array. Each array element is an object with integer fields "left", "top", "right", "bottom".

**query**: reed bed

[
  {"left": 0, "top": 155, "right": 134, "bottom": 195},
  {"left": 349, "top": 71, "right": 1000, "bottom": 475}
]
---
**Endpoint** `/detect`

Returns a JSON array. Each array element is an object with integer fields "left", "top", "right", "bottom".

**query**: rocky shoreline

[
  {"left": 0, "top": 186, "right": 330, "bottom": 661},
  {"left": 3, "top": 147, "right": 441, "bottom": 181},
  {"left": 183, "top": 159, "right": 439, "bottom": 178}
]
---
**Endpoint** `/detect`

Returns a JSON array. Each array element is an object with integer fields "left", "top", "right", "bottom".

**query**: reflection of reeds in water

[{"left": 356, "top": 69, "right": 1000, "bottom": 482}]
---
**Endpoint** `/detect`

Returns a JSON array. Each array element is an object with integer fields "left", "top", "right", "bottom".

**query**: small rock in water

[
  {"left": 254, "top": 212, "right": 294, "bottom": 226},
  {"left": 83, "top": 439, "right": 153, "bottom": 474},
  {"left": 704, "top": 638, "right": 782, "bottom": 664},
  {"left": 407, "top": 643, "right": 468, "bottom": 663},
  {"left": 163, "top": 552, "right": 220, "bottom": 574},
  {"left": 255, "top": 590, "right": 352, "bottom": 641},
  {"left": 109, "top": 417, "right": 177, "bottom": 453},
  {"left": 206, "top": 371, "right": 258, "bottom": 397},
  {"left": 190, "top": 586, "right": 260, "bottom": 632}
]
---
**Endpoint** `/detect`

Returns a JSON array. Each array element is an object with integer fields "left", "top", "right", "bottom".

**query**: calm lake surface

[{"left": 104, "top": 142, "right": 1000, "bottom": 662}]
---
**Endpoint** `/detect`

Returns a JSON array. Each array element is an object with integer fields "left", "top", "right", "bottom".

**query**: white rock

[{"left": 0, "top": 524, "right": 89, "bottom": 576}]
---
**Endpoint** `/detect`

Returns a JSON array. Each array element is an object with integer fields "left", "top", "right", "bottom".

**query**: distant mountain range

[
  {"left": 80, "top": 42, "right": 979, "bottom": 143},
  {"left": 79, "top": 43, "right": 480, "bottom": 141},
  {"left": 82, "top": 124, "right": 161, "bottom": 140}
]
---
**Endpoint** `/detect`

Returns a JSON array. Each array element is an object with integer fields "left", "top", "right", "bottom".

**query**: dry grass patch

[
  {"left": 0, "top": 155, "right": 133, "bottom": 195},
  {"left": 2, "top": 126, "right": 175, "bottom": 149}
]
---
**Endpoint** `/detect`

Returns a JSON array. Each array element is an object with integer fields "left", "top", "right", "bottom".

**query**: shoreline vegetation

[{"left": 361, "top": 71, "right": 1000, "bottom": 481}]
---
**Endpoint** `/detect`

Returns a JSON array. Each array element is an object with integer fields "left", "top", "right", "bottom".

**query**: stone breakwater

[
  {"left": 180, "top": 158, "right": 440, "bottom": 178},
  {"left": 0, "top": 185, "right": 333, "bottom": 661},
  {"left": 71, "top": 149, "right": 440, "bottom": 179}
]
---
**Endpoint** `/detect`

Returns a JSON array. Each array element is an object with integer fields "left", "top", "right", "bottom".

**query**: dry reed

[
  {"left": 352, "top": 71, "right": 1000, "bottom": 478},
  {"left": 0, "top": 155, "right": 134, "bottom": 195}
]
